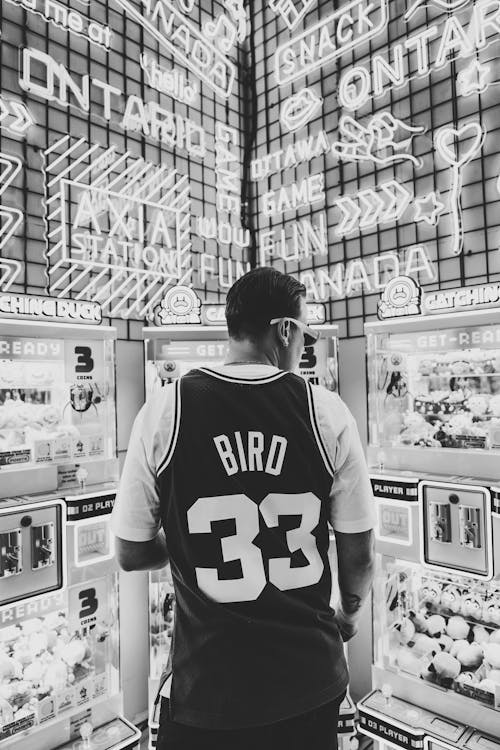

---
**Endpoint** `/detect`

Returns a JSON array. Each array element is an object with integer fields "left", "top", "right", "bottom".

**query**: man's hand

[
  {"left": 334, "top": 529, "right": 375, "bottom": 642},
  {"left": 333, "top": 606, "right": 359, "bottom": 643}
]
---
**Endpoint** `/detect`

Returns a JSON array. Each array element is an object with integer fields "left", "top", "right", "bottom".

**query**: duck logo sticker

[
  {"left": 153, "top": 286, "right": 202, "bottom": 326},
  {"left": 378, "top": 276, "right": 421, "bottom": 320}
]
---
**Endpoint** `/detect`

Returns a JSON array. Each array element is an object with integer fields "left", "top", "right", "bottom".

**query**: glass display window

[
  {"left": 366, "top": 312, "right": 500, "bottom": 479},
  {"left": 374, "top": 557, "right": 500, "bottom": 711},
  {"left": 0, "top": 322, "right": 117, "bottom": 495},
  {"left": 0, "top": 575, "right": 119, "bottom": 744}
]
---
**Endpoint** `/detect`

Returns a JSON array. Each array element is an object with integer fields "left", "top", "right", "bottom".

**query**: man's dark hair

[{"left": 225, "top": 267, "right": 306, "bottom": 340}]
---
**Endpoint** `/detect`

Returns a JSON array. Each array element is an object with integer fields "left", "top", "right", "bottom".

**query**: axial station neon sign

[{"left": 338, "top": 0, "right": 500, "bottom": 109}]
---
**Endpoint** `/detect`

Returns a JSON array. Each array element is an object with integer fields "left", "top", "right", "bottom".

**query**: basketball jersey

[{"left": 157, "top": 367, "right": 348, "bottom": 729}]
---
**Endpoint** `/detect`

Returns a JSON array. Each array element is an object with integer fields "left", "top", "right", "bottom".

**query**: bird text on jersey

[{"left": 214, "top": 430, "right": 288, "bottom": 476}]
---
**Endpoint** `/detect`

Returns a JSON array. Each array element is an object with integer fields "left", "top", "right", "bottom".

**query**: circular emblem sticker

[
  {"left": 153, "top": 286, "right": 202, "bottom": 326},
  {"left": 378, "top": 276, "right": 421, "bottom": 320}
]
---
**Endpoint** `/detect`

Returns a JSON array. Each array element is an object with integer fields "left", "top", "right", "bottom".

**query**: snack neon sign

[{"left": 274, "top": 0, "right": 388, "bottom": 85}]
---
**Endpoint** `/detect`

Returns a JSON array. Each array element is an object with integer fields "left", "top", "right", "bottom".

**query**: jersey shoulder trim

[
  {"left": 157, "top": 378, "right": 181, "bottom": 477},
  {"left": 306, "top": 381, "right": 335, "bottom": 478},
  {"left": 198, "top": 367, "right": 288, "bottom": 384}
]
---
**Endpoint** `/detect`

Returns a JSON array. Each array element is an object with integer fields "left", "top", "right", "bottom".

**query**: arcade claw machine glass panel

[
  {"left": 0, "top": 321, "right": 118, "bottom": 498},
  {"left": 366, "top": 310, "right": 500, "bottom": 481},
  {"left": 361, "top": 309, "right": 500, "bottom": 741}
]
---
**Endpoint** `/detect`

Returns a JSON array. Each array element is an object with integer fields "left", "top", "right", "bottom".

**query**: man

[{"left": 111, "top": 267, "right": 375, "bottom": 750}]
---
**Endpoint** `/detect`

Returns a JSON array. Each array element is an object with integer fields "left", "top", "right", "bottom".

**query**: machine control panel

[
  {"left": 0, "top": 499, "right": 65, "bottom": 606},
  {"left": 421, "top": 482, "right": 491, "bottom": 578}
]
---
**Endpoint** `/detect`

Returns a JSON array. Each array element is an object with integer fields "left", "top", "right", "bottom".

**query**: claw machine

[
  {"left": 358, "top": 292, "right": 500, "bottom": 749},
  {"left": 0, "top": 293, "right": 140, "bottom": 750},
  {"left": 141, "top": 287, "right": 342, "bottom": 747}
]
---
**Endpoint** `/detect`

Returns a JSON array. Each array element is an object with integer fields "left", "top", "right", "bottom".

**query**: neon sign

[
  {"left": 335, "top": 180, "right": 412, "bottom": 237},
  {"left": 274, "top": 0, "right": 388, "bottom": 85},
  {"left": 0, "top": 293, "right": 102, "bottom": 324},
  {"left": 404, "top": 0, "right": 471, "bottom": 23},
  {"left": 338, "top": 0, "right": 500, "bottom": 109},
  {"left": 113, "top": 0, "right": 236, "bottom": 99},
  {"left": 0, "top": 260, "right": 22, "bottom": 291},
  {"left": 20, "top": 49, "right": 206, "bottom": 158},
  {"left": 280, "top": 89, "right": 323, "bottom": 132},
  {"left": 261, "top": 174, "right": 324, "bottom": 217},
  {"left": 434, "top": 121, "right": 485, "bottom": 256},
  {"left": 299, "top": 246, "right": 436, "bottom": 302},
  {"left": 259, "top": 214, "right": 327, "bottom": 264},
  {"left": 413, "top": 192, "right": 445, "bottom": 226},
  {"left": 457, "top": 59, "right": 491, "bottom": 96},
  {"left": 198, "top": 254, "right": 250, "bottom": 288},
  {"left": 0, "top": 153, "right": 23, "bottom": 255},
  {"left": 269, "top": 0, "right": 316, "bottom": 30},
  {"left": 6, "top": 0, "right": 112, "bottom": 48},
  {"left": 215, "top": 124, "right": 240, "bottom": 214},
  {"left": 250, "top": 130, "right": 331, "bottom": 181},
  {"left": 0, "top": 98, "right": 34, "bottom": 137},
  {"left": 43, "top": 136, "right": 192, "bottom": 320},
  {"left": 196, "top": 218, "right": 250, "bottom": 248},
  {"left": 140, "top": 54, "right": 198, "bottom": 105},
  {"left": 331, "top": 113, "right": 424, "bottom": 168}
]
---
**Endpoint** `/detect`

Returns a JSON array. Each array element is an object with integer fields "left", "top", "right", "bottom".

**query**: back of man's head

[{"left": 225, "top": 267, "right": 306, "bottom": 341}]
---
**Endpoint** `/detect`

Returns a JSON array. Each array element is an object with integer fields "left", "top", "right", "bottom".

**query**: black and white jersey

[{"left": 112, "top": 364, "right": 375, "bottom": 729}]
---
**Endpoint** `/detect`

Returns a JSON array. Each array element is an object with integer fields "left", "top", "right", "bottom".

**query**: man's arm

[
  {"left": 334, "top": 529, "right": 375, "bottom": 642},
  {"left": 115, "top": 530, "right": 169, "bottom": 572}
]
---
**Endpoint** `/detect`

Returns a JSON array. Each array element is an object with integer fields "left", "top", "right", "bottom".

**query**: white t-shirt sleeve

[
  {"left": 312, "top": 387, "right": 376, "bottom": 533},
  {"left": 110, "top": 386, "right": 176, "bottom": 542}
]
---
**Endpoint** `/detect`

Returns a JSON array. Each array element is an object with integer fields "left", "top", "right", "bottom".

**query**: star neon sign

[
  {"left": 457, "top": 59, "right": 491, "bottom": 97},
  {"left": 413, "top": 192, "right": 445, "bottom": 226}
]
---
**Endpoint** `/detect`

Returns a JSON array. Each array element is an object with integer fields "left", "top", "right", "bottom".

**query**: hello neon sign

[{"left": 113, "top": 0, "right": 236, "bottom": 99}]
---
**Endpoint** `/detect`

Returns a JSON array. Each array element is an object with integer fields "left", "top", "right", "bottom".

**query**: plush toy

[
  {"left": 446, "top": 616, "right": 470, "bottom": 640},
  {"left": 410, "top": 609, "right": 428, "bottom": 633},
  {"left": 483, "top": 643, "right": 500, "bottom": 670},
  {"left": 473, "top": 625, "right": 490, "bottom": 645},
  {"left": 489, "top": 629, "right": 500, "bottom": 644},
  {"left": 412, "top": 633, "right": 437, "bottom": 656},
  {"left": 396, "top": 618, "right": 416, "bottom": 645},
  {"left": 426, "top": 614, "right": 446, "bottom": 637},
  {"left": 466, "top": 395, "right": 489, "bottom": 417},
  {"left": 483, "top": 594, "right": 500, "bottom": 626},
  {"left": 59, "top": 640, "right": 87, "bottom": 668},
  {"left": 395, "top": 647, "right": 423, "bottom": 676},
  {"left": 421, "top": 580, "right": 442, "bottom": 606},
  {"left": 454, "top": 642, "right": 483, "bottom": 669},
  {"left": 489, "top": 395, "right": 500, "bottom": 417},
  {"left": 436, "top": 634, "right": 453, "bottom": 652},
  {"left": 487, "top": 669, "right": 500, "bottom": 684},
  {"left": 440, "top": 585, "right": 462, "bottom": 613},
  {"left": 430, "top": 652, "right": 461, "bottom": 683},
  {"left": 461, "top": 591, "right": 483, "bottom": 619},
  {"left": 450, "top": 639, "right": 469, "bottom": 658},
  {"left": 455, "top": 671, "right": 479, "bottom": 685}
]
